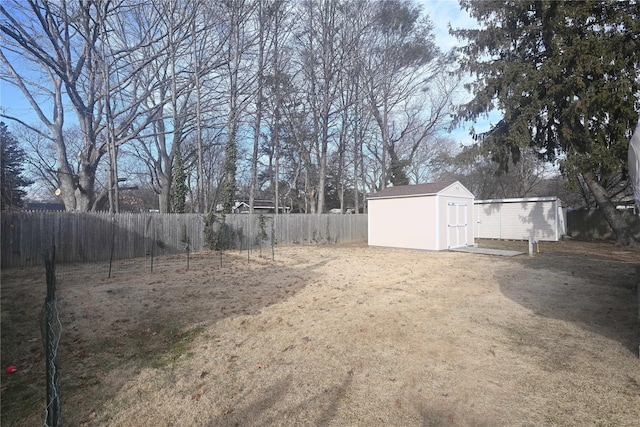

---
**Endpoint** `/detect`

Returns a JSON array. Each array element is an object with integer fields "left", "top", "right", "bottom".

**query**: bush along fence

[{"left": 1, "top": 211, "right": 368, "bottom": 268}]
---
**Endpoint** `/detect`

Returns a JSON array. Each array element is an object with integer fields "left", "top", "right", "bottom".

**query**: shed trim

[
  {"left": 367, "top": 193, "right": 440, "bottom": 200},
  {"left": 475, "top": 196, "right": 562, "bottom": 204},
  {"left": 368, "top": 181, "right": 472, "bottom": 200},
  {"left": 435, "top": 193, "right": 440, "bottom": 249},
  {"left": 554, "top": 198, "right": 559, "bottom": 240}
]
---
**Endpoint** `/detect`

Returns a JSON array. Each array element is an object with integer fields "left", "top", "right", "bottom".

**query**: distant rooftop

[{"left": 24, "top": 202, "right": 65, "bottom": 211}]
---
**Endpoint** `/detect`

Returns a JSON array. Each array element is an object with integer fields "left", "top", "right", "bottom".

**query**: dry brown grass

[{"left": 2, "top": 240, "right": 639, "bottom": 426}]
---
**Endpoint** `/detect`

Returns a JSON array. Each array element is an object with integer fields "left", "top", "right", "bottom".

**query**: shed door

[{"left": 447, "top": 202, "right": 468, "bottom": 249}]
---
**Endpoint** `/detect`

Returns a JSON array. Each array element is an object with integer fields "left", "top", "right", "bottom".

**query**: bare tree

[
  {"left": 248, "top": 0, "right": 268, "bottom": 213},
  {"left": 2, "top": 0, "right": 463, "bottom": 214},
  {"left": 125, "top": 0, "right": 229, "bottom": 213},
  {"left": 1, "top": 0, "right": 168, "bottom": 211},
  {"left": 406, "top": 134, "right": 458, "bottom": 184},
  {"left": 362, "top": 0, "right": 442, "bottom": 189},
  {"left": 220, "top": 0, "right": 257, "bottom": 213},
  {"left": 449, "top": 143, "right": 555, "bottom": 200},
  {"left": 11, "top": 125, "right": 66, "bottom": 200},
  {"left": 295, "top": 0, "right": 346, "bottom": 213}
]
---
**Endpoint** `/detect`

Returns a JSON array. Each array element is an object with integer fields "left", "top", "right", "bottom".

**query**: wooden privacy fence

[
  {"left": 1, "top": 211, "right": 368, "bottom": 268},
  {"left": 566, "top": 209, "right": 640, "bottom": 240}
]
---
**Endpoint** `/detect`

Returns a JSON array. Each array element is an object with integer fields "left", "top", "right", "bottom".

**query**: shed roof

[{"left": 367, "top": 181, "right": 457, "bottom": 200}]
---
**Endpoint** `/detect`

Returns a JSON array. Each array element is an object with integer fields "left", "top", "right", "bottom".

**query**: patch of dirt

[{"left": 2, "top": 240, "right": 639, "bottom": 426}]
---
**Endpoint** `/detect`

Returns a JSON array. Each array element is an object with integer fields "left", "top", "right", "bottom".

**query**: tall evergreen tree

[
  {"left": 1, "top": 123, "right": 33, "bottom": 209},
  {"left": 453, "top": 0, "right": 640, "bottom": 245}
]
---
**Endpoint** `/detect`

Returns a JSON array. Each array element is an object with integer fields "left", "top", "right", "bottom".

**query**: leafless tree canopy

[{"left": 1, "top": 0, "right": 460, "bottom": 213}]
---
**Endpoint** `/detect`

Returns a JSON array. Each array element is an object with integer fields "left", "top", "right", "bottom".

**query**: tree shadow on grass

[
  {"left": 497, "top": 253, "right": 639, "bottom": 355},
  {"left": 0, "top": 252, "right": 336, "bottom": 426},
  {"left": 207, "top": 372, "right": 353, "bottom": 426}
]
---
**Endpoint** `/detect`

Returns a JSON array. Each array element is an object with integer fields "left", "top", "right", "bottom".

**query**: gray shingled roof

[{"left": 367, "top": 181, "right": 456, "bottom": 199}]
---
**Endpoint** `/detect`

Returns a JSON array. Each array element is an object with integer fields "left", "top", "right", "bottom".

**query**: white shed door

[{"left": 447, "top": 202, "right": 468, "bottom": 249}]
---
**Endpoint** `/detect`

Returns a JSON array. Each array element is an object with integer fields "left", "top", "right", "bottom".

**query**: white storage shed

[
  {"left": 367, "top": 181, "right": 475, "bottom": 251},
  {"left": 474, "top": 197, "right": 566, "bottom": 242}
]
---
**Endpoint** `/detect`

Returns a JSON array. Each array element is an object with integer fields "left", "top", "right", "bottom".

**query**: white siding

[
  {"left": 474, "top": 203, "right": 502, "bottom": 239},
  {"left": 368, "top": 196, "right": 438, "bottom": 250},
  {"left": 474, "top": 198, "right": 566, "bottom": 241}
]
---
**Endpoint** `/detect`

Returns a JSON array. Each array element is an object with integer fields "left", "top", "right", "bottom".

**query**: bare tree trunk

[
  {"left": 315, "top": 0, "right": 340, "bottom": 214},
  {"left": 250, "top": 0, "right": 266, "bottom": 214},
  {"left": 155, "top": 115, "right": 173, "bottom": 213},
  {"left": 159, "top": 184, "right": 171, "bottom": 213},
  {"left": 222, "top": 0, "right": 244, "bottom": 213},
  {"left": 303, "top": 142, "right": 314, "bottom": 214},
  {"left": 192, "top": 11, "right": 205, "bottom": 213},
  {"left": 102, "top": 22, "right": 119, "bottom": 214},
  {"left": 307, "top": 4, "right": 319, "bottom": 215},
  {"left": 353, "top": 77, "right": 363, "bottom": 214},
  {"left": 360, "top": 136, "right": 367, "bottom": 214},
  {"left": 274, "top": 125, "right": 280, "bottom": 215},
  {"left": 582, "top": 172, "right": 637, "bottom": 246},
  {"left": 273, "top": 7, "right": 281, "bottom": 217},
  {"left": 338, "top": 109, "right": 348, "bottom": 213}
]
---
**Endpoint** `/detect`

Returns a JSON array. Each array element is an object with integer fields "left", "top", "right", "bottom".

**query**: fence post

[
  {"left": 41, "top": 245, "right": 61, "bottom": 427},
  {"left": 636, "top": 263, "right": 640, "bottom": 358},
  {"left": 108, "top": 214, "right": 116, "bottom": 278}
]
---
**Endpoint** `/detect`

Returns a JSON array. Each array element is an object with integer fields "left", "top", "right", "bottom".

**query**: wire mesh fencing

[{"left": 40, "top": 245, "right": 62, "bottom": 427}]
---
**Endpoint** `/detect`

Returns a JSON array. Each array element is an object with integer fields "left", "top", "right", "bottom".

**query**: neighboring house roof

[
  {"left": 236, "top": 199, "right": 290, "bottom": 209},
  {"left": 367, "top": 181, "right": 457, "bottom": 200},
  {"left": 216, "top": 199, "right": 291, "bottom": 212},
  {"left": 238, "top": 200, "right": 283, "bottom": 209}
]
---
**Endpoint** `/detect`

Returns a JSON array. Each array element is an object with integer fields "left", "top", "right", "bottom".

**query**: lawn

[{"left": 2, "top": 240, "right": 639, "bottom": 426}]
